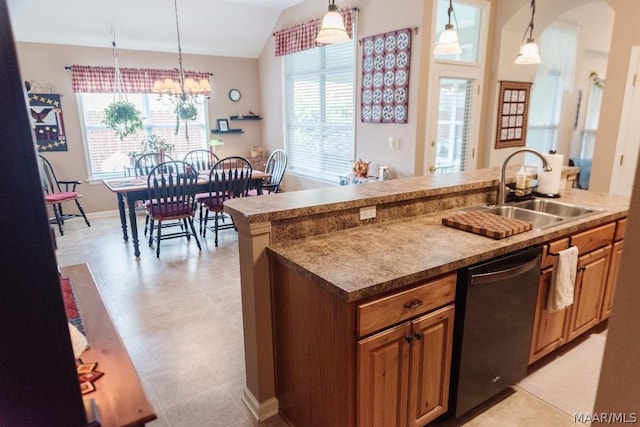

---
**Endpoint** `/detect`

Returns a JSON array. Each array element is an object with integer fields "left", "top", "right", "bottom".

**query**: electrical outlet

[{"left": 360, "top": 206, "right": 377, "bottom": 220}]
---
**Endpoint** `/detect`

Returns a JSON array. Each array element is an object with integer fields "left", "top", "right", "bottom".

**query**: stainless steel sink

[
  {"left": 512, "top": 199, "right": 604, "bottom": 218},
  {"left": 483, "top": 206, "right": 564, "bottom": 230},
  {"left": 457, "top": 198, "right": 604, "bottom": 231}
]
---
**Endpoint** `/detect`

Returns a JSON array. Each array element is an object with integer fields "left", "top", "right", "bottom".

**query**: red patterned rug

[{"left": 60, "top": 277, "right": 85, "bottom": 335}]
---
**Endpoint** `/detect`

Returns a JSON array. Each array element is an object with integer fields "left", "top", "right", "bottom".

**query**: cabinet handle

[
  {"left": 405, "top": 335, "right": 413, "bottom": 344},
  {"left": 414, "top": 331, "right": 423, "bottom": 340},
  {"left": 578, "top": 266, "right": 586, "bottom": 272},
  {"left": 404, "top": 300, "right": 423, "bottom": 309}
]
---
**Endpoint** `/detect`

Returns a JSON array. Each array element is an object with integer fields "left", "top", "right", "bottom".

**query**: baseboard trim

[{"left": 241, "top": 388, "right": 279, "bottom": 422}]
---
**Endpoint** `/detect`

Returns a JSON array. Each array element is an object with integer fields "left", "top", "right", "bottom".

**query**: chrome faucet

[{"left": 497, "top": 148, "right": 552, "bottom": 205}]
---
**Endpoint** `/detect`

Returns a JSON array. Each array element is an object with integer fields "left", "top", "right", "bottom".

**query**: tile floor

[{"left": 56, "top": 213, "right": 598, "bottom": 426}]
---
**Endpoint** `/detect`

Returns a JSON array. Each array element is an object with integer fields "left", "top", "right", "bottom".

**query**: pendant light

[
  {"left": 434, "top": 0, "right": 462, "bottom": 55},
  {"left": 316, "top": 0, "right": 350, "bottom": 44},
  {"left": 515, "top": 0, "right": 542, "bottom": 64}
]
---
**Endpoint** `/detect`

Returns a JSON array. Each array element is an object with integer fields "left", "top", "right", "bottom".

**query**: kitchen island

[{"left": 224, "top": 166, "right": 626, "bottom": 424}]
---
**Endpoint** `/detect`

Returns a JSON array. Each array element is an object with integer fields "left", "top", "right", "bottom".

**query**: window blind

[{"left": 284, "top": 41, "right": 355, "bottom": 182}]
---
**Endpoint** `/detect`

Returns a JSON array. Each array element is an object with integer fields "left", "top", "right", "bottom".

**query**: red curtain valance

[
  {"left": 274, "top": 8, "right": 354, "bottom": 57},
  {"left": 70, "top": 65, "right": 210, "bottom": 94}
]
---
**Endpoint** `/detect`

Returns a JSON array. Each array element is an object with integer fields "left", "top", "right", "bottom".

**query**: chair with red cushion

[
  {"left": 247, "top": 149, "right": 287, "bottom": 196},
  {"left": 198, "top": 156, "right": 252, "bottom": 246},
  {"left": 145, "top": 160, "right": 201, "bottom": 257},
  {"left": 135, "top": 152, "right": 175, "bottom": 236},
  {"left": 38, "top": 155, "right": 90, "bottom": 235}
]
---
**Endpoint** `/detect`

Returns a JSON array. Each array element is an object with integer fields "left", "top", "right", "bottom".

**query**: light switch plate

[{"left": 360, "top": 206, "right": 377, "bottom": 220}]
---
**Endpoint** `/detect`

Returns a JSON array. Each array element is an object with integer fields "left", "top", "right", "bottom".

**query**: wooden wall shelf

[
  {"left": 230, "top": 115, "right": 262, "bottom": 120},
  {"left": 212, "top": 129, "right": 244, "bottom": 134}
]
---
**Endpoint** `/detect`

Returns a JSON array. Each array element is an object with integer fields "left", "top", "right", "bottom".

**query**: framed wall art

[
  {"left": 360, "top": 27, "right": 412, "bottom": 124},
  {"left": 28, "top": 93, "right": 67, "bottom": 152},
  {"left": 495, "top": 81, "right": 532, "bottom": 149}
]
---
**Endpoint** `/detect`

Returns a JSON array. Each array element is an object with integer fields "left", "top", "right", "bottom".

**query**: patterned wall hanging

[
  {"left": 361, "top": 27, "right": 411, "bottom": 124},
  {"left": 495, "top": 81, "right": 532, "bottom": 149},
  {"left": 28, "top": 93, "right": 67, "bottom": 152}
]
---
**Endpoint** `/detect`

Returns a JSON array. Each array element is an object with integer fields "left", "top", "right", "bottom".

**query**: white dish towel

[{"left": 546, "top": 246, "right": 579, "bottom": 313}]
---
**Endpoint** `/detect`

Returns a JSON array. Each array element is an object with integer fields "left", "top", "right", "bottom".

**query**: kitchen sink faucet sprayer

[{"left": 497, "top": 148, "right": 551, "bottom": 205}]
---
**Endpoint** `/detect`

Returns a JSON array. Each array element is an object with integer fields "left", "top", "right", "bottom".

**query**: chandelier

[{"left": 153, "top": 0, "right": 211, "bottom": 106}]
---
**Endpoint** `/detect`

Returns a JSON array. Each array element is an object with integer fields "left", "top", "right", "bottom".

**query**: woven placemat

[{"left": 442, "top": 211, "right": 532, "bottom": 239}]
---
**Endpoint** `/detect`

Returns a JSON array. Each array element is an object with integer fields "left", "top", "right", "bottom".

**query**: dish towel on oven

[{"left": 546, "top": 246, "right": 579, "bottom": 312}]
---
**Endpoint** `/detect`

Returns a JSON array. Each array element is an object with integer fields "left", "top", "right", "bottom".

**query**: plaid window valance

[
  {"left": 70, "top": 65, "right": 210, "bottom": 93},
  {"left": 273, "top": 8, "right": 354, "bottom": 57}
]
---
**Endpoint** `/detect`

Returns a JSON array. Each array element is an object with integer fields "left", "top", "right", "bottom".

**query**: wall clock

[{"left": 229, "top": 88, "right": 241, "bottom": 102}]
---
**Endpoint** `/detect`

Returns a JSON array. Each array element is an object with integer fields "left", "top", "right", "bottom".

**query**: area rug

[{"left": 60, "top": 276, "right": 85, "bottom": 335}]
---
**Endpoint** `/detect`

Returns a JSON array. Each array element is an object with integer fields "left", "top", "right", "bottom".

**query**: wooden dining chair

[
  {"left": 38, "top": 155, "right": 91, "bottom": 235},
  {"left": 183, "top": 149, "right": 219, "bottom": 173},
  {"left": 247, "top": 149, "right": 288, "bottom": 196},
  {"left": 135, "top": 153, "right": 175, "bottom": 236},
  {"left": 197, "top": 156, "right": 253, "bottom": 246},
  {"left": 145, "top": 160, "right": 201, "bottom": 257}
]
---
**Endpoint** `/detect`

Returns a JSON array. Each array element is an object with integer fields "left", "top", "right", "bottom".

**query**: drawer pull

[{"left": 404, "top": 300, "right": 423, "bottom": 309}]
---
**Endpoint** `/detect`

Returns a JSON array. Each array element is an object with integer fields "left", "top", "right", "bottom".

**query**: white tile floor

[{"left": 56, "top": 213, "right": 597, "bottom": 426}]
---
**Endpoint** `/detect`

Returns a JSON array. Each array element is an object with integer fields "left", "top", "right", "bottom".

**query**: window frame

[
  {"left": 77, "top": 92, "right": 210, "bottom": 181},
  {"left": 283, "top": 39, "right": 356, "bottom": 184}
]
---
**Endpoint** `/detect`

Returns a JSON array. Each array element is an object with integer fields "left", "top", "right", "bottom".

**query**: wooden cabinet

[
  {"left": 601, "top": 240, "right": 623, "bottom": 320},
  {"left": 248, "top": 156, "right": 267, "bottom": 171},
  {"left": 272, "top": 259, "right": 455, "bottom": 427},
  {"left": 566, "top": 245, "right": 611, "bottom": 341},
  {"left": 358, "top": 305, "right": 454, "bottom": 427},
  {"left": 529, "top": 220, "right": 624, "bottom": 364}
]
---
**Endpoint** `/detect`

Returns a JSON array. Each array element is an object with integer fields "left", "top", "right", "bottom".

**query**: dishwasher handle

[{"left": 470, "top": 255, "right": 540, "bottom": 286}]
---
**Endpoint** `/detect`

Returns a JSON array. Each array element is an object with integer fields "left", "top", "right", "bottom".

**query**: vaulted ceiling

[{"left": 6, "top": 0, "right": 307, "bottom": 58}]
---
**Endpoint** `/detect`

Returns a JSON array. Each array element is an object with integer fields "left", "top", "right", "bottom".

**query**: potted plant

[
  {"left": 175, "top": 100, "right": 198, "bottom": 136},
  {"left": 103, "top": 99, "right": 144, "bottom": 141},
  {"left": 127, "top": 134, "right": 175, "bottom": 165}
]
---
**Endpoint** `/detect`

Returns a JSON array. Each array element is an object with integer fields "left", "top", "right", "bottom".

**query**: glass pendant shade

[
  {"left": 316, "top": 4, "right": 349, "bottom": 44},
  {"left": 515, "top": 38, "right": 541, "bottom": 64},
  {"left": 434, "top": 24, "right": 462, "bottom": 55}
]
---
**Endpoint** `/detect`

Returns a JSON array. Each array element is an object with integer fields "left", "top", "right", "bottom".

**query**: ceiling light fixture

[
  {"left": 153, "top": 0, "right": 211, "bottom": 106},
  {"left": 316, "top": 0, "right": 350, "bottom": 44},
  {"left": 515, "top": 0, "right": 542, "bottom": 65},
  {"left": 433, "top": 0, "right": 462, "bottom": 56}
]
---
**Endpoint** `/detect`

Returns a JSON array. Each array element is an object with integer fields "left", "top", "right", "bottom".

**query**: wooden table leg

[
  {"left": 126, "top": 194, "right": 141, "bottom": 257},
  {"left": 117, "top": 193, "right": 129, "bottom": 242}
]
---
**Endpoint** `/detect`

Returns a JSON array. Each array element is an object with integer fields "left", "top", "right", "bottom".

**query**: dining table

[{"left": 103, "top": 170, "right": 270, "bottom": 257}]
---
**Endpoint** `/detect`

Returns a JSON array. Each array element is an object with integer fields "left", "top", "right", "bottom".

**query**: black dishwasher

[{"left": 451, "top": 245, "right": 542, "bottom": 418}]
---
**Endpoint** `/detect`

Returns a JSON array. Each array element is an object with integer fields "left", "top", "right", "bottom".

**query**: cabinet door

[
  {"left": 601, "top": 241, "right": 623, "bottom": 320},
  {"left": 358, "top": 322, "right": 411, "bottom": 427},
  {"left": 408, "top": 305, "right": 455, "bottom": 427},
  {"left": 567, "top": 245, "right": 611, "bottom": 342},
  {"left": 529, "top": 268, "right": 568, "bottom": 364}
]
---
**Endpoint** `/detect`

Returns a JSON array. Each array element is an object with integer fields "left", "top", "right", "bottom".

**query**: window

[
  {"left": 284, "top": 40, "right": 355, "bottom": 182},
  {"left": 426, "top": 0, "right": 489, "bottom": 174},
  {"left": 526, "top": 22, "right": 578, "bottom": 157},
  {"left": 580, "top": 78, "right": 604, "bottom": 159},
  {"left": 78, "top": 93, "right": 208, "bottom": 179}
]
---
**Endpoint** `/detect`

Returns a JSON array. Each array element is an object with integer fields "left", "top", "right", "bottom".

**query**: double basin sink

[{"left": 462, "top": 198, "right": 604, "bottom": 230}]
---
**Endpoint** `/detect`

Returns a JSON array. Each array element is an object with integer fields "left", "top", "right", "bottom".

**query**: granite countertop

[
  {"left": 225, "top": 166, "right": 580, "bottom": 223},
  {"left": 267, "top": 188, "right": 629, "bottom": 303}
]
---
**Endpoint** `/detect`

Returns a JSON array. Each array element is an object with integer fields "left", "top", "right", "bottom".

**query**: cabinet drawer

[
  {"left": 357, "top": 273, "right": 456, "bottom": 337},
  {"left": 542, "top": 238, "right": 570, "bottom": 269},
  {"left": 571, "top": 223, "right": 615, "bottom": 255},
  {"left": 615, "top": 218, "right": 627, "bottom": 241}
]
